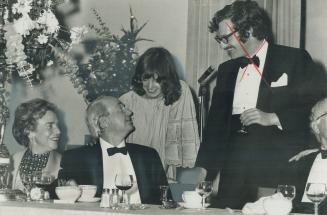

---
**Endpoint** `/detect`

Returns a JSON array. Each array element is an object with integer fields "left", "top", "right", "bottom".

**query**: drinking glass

[
  {"left": 196, "top": 181, "right": 213, "bottom": 210},
  {"left": 159, "top": 185, "right": 168, "bottom": 206},
  {"left": 115, "top": 173, "right": 134, "bottom": 209},
  {"left": 305, "top": 183, "right": 327, "bottom": 215},
  {"left": 277, "top": 184, "right": 296, "bottom": 200},
  {"left": 21, "top": 173, "right": 34, "bottom": 201},
  {"left": 33, "top": 171, "right": 55, "bottom": 201},
  {"left": 237, "top": 123, "right": 248, "bottom": 134}
]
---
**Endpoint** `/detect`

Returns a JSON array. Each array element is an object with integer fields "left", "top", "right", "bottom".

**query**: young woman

[{"left": 120, "top": 47, "right": 200, "bottom": 180}]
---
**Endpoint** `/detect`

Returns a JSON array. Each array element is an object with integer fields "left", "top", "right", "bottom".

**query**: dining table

[{"left": 0, "top": 200, "right": 312, "bottom": 215}]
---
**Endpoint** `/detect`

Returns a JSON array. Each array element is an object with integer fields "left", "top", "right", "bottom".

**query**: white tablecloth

[{"left": 0, "top": 201, "right": 310, "bottom": 215}]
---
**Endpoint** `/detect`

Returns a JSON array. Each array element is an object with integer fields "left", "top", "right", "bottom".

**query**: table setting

[{"left": 0, "top": 177, "right": 316, "bottom": 215}]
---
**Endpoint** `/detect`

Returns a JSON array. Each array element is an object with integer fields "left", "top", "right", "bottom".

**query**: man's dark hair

[
  {"left": 131, "top": 47, "right": 181, "bottom": 106},
  {"left": 209, "top": 0, "right": 273, "bottom": 43}
]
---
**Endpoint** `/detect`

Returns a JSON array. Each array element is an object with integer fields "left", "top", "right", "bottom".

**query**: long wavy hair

[
  {"left": 131, "top": 47, "right": 181, "bottom": 106},
  {"left": 12, "top": 99, "right": 58, "bottom": 147},
  {"left": 209, "top": 0, "right": 273, "bottom": 43}
]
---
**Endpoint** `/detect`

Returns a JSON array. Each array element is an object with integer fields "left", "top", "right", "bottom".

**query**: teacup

[
  {"left": 55, "top": 186, "right": 82, "bottom": 202},
  {"left": 182, "top": 191, "right": 202, "bottom": 206},
  {"left": 78, "top": 185, "right": 97, "bottom": 200}
]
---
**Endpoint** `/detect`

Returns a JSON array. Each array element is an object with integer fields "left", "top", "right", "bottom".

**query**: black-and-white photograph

[{"left": 0, "top": 0, "right": 326, "bottom": 214}]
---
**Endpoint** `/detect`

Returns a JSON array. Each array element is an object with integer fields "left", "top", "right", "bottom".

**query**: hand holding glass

[
  {"left": 196, "top": 181, "right": 213, "bottom": 209},
  {"left": 34, "top": 171, "right": 55, "bottom": 200},
  {"left": 277, "top": 185, "right": 296, "bottom": 200},
  {"left": 305, "top": 183, "right": 327, "bottom": 215}
]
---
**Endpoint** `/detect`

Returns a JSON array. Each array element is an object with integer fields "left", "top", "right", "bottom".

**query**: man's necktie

[
  {"left": 237, "top": 55, "right": 260, "bottom": 69},
  {"left": 107, "top": 147, "right": 128, "bottom": 156}
]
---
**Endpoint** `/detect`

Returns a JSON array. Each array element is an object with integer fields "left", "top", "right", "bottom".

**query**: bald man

[
  {"left": 289, "top": 98, "right": 327, "bottom": 213},
  {"left": 57, "top": 96, "right": 168, "bottom": 204}
]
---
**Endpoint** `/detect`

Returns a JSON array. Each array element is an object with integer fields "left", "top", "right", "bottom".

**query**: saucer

[
  {"left": 178, "top": 202, "right": 210, "bottom": 209},
  {"left": 78, "top": 197, "right": 101, "bottom": 203},
  {"left": 53, "top": 199, "right": 76, "bottom": 204}
]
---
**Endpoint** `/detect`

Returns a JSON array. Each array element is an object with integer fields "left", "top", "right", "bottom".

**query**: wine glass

[
  {"left": 115, "top": 173, "right": 134, "bottom": 209},
  {"left": 33, "top": 171, "right": 55, "bottom": 201},
  {"left": 196, "top": 181, "right": 213, "bottom": 210},
  {"left": 159, "top": 185, "right": 168, "bottom": 206},
  {"left": 305, "top": 183, "right": 327, "bottom": 215},
  {"left": 237, "top": 124, "right": 248, "bottom": 134},
  {"left": 277, "top": 184, "right": 296, "bottom": 200},
  {"left": 21, "top": 173, "right": 34, "bottom": 201}
]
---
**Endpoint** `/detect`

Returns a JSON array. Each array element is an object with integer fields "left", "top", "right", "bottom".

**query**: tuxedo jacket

[
  {"left": 58, "top": 142, "right": 168, "bottom": 204},
  {"left": 196, "top": 44, "right": 327, "bottom": 180}
]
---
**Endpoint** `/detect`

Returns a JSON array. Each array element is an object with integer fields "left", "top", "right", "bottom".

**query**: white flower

[
  {"left": 46, "top": 0, "right": 53, "bottom": 6},
  {"left": 17, "top": 61, "right": 35, "bottom": 77},
  {"left": 47, "top": 60, "right": 54, "bottom": 66},
  {"left": 37, "top": 10, "right": 59, "bottom": 34},
  {"left": 13, "top": 14, "right": 37, "bottom": 36},
  {"left": 12, "top": 0, "right": 32, "bottom": 15},
  {"left": 4, "top": 8, "right": 9, "bottom": 23},
  {"left": 37, "top": 34, "right": 49, "bottom": 44},
  {"left": 4, "top": 24, "right": 27, "bottom": 64},
  {"left": 70, "top": 26, "right": 89, "bottom": 44}
]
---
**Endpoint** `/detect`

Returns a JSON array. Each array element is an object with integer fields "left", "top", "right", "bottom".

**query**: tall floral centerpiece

[
  {"left": 0, "top": 0, "right": 77, "bottom": 132},
  {"left": 52, "top": 7, "right": 151, "bottom": 103}
]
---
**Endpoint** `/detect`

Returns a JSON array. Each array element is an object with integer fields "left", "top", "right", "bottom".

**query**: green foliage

[{"left": 78, "top": 8, "right": 152, "bottom": 101}]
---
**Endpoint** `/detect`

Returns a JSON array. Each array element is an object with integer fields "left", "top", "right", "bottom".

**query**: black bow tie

[
  {"left": 107, "top": 147, "right": 128, "bottom": 156},
  {"left": 237, "top": 55, "right": 260, "bottom": 69},
  {"left": 321, "top": 149, "right": 327, "bottom": 159}
]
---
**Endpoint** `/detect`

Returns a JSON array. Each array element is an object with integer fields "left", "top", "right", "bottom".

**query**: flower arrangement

[
  {"left": 0, "top": 0, "right": 81, "bottom": 125},
  {"left": 2, "top": 0, "right": 62, "bottom": 85},
  {"left": 76, "top": 8, "right": 151, "bottom": 101},
  {"left": 51, "top": 7, "right": 151, "bottom": 103},
  {"left": 0, "top": 2, "right": 150, "bottom": 124}
]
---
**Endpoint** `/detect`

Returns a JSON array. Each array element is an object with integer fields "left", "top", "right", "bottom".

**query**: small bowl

[
  {"left": 55, "top": 186, "right": 82, "bottom": 202},
  {"left": 78, "top": 185, "right": 97, "bottom": 200}
]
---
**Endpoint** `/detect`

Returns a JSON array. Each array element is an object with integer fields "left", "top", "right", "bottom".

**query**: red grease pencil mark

[{"left": 226, "top": 22, "right": 269, "bottom": 86}]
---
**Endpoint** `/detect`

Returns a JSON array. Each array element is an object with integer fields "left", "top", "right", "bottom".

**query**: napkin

[
  {"left": 242, "top": 195, "right": 268, "bottom": 215},
  {"left": 271, "top": 73, "right": 288, "bottom": 87},
  {"left": 242, "top": 193, "right": 292, "bottom": 215}
]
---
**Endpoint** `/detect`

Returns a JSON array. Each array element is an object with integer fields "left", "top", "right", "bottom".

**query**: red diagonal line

[
  {"left": 255, "top": 40, "right": 266, "bottom": 54},
  {"left": 239, "top": 66, "right": 248, "bottom": 81},
  {"left": 240, "top": 39, "right": 265, "bottom": 82},
  {"left": 226, "top": 22, "right": 269, "bottom": 87}
]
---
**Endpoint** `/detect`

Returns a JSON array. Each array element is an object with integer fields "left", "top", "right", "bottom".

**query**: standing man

[
  {"left": 196, "top": 0, "right": 326, "bottom": 209},
  {"left": 57, "top": 96, "right": 168, "bottom": 204}
]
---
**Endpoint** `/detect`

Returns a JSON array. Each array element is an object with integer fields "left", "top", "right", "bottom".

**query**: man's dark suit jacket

[
  {"left": 57, "top": 142, "right": 168, "bottom": 205},
  {"left": 196, "top": 44, "right": 326, "bottom": 193}
]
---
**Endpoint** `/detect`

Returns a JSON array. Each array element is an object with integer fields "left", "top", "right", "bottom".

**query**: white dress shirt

[
  {"left": 232, "top": 40, "right": 268, "bottom": 115},
  {"left": 100, "top": 138, "right": 141, "bottom": 203},
  {"left": 302, "top": 153, "right": 327, "bottom": 202}
]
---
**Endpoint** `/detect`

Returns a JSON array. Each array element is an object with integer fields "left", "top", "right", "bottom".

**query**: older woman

[
  {"left": 11, "top": 99, "right": 62, "bottom": 191},
  {"left": 120, "top": 47, "right": 200, "bottom": 180}
]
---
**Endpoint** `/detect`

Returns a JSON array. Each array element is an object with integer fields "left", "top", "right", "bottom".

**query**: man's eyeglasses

[
  {"left": 215, "top": 30, "right": 237, "bottom": 44},
  {"left": 313, "top": 112, "right": 327, "bottom": 122}
]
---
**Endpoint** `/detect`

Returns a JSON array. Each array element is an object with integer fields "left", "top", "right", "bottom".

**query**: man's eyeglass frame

[
  {"left": 215, "top": 30, "right": 237, "bottom": 44},
  {"left": 313, "top": 112, "right": 327, "bottom": 122}
]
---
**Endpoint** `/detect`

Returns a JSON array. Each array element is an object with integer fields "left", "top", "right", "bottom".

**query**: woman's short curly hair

[
  {"left": 209, "top": 0, "right": 273, "bottom": 43},
  {"left": 12, "top": 98, "right": 58, "bottom": 147},
  {"left": 131, "top": 47, "right": 181, "bottom": 106}
]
